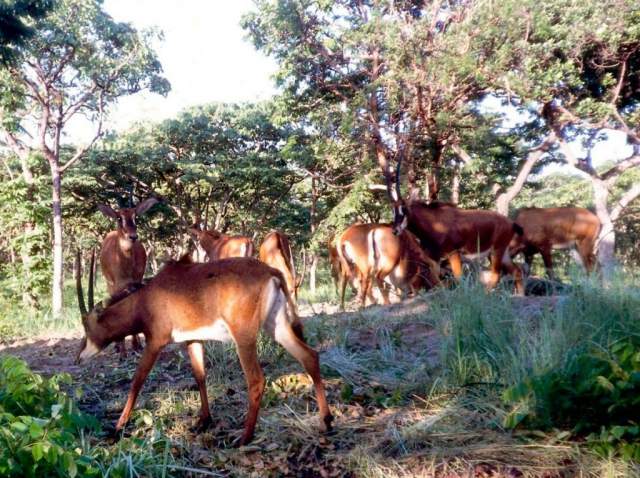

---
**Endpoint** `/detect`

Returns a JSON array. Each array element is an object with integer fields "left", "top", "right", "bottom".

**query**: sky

[{"left": 68, "top": 0, "right": 277, "bottom": 141}]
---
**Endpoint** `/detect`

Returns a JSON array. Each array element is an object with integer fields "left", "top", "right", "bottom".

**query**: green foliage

[
  {"left": 0, "top": 0, "right": 53, "bottom": 65},
  {"left": 0, "top": 356, "right": 100, "bottom": 477},
  {"left": 503, "top": 338, "right": 640, "bottom": 460}
]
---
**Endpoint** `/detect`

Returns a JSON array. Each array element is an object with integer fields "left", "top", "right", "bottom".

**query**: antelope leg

[{"left": 115, "top": 343, "right": 162, "bottom": 431}]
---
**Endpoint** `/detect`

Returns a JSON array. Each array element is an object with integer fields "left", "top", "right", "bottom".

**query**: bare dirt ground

[{"left": 0, "top": 296, "right": 581, "bottom": 477}]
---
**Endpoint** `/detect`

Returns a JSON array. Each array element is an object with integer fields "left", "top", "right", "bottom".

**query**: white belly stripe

[{"left": 171, "top": 320, "right": 233, "bottom": 343}]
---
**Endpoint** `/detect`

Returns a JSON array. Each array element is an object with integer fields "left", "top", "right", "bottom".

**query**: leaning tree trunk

[{"left": 49, "top": 158, "right": 64, "bottom": 316}]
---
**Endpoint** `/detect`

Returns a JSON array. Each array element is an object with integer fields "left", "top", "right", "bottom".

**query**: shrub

[
  {"left": 503, "top": 338, "right": 640, "bottom": 460},
  {"left": 0, "top": 356, "right": 100, "bottom": 477}
]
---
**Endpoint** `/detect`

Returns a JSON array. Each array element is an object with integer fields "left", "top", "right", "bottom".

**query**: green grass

[{"left": 1, "top": 266, "right": 640, "bottom": 476}]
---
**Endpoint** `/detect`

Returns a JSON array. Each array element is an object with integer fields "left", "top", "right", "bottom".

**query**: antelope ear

[
  {"left": 135, "top": 197, "right": 158, "bottom": 216},
  {"left": 97, "top": 204, "right": 118, "bottom": 219}
]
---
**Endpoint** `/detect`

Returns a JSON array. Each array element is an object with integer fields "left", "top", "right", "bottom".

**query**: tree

[
  {"left": 0, "top": 0, "right": 169, "bottom": 314},
  {"left": 458, "top": 0, "right": 640, "bottom": 276},
  {"left": 0, "top": 0, "right": 53, "bottom": 65},
  {"left": 243, "top": 0, "right": 486, "bottom": 206}
]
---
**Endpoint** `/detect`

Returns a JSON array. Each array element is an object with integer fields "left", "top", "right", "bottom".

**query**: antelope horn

[
  {"left": 88, "top": 248, "right": 95, "bottom": 310},
  {"left": 75, "top": 249, "right": 88, "bottom": 317}
]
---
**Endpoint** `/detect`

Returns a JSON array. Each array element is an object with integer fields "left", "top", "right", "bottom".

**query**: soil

[{"left": 0, "top": 296, "right": 578, "bottom": 477}]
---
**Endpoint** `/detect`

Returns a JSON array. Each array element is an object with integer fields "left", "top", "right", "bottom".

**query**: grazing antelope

[
  {"left": 336, "top": 223, "right": 378, "bottom": 309},
  {"left": 509, "top": 207, "right": 601, "bottom": 279},
  {"left": 337, "top": 223, "right": 439, "bottom": 309},
  {"left": 388, "top": 150, "right": 524, "bottom": 294},
  {"left": 390, "top": 200, "right": 524, "bottom": 294},
  {"left": 368, "top": 225, "right": 440, "bottom": 305},
  {"left": 75, "top": 256, "right": 333, "bottom": 446},
  {"left": 97, "top": 197, "right": 158, "bottom": 356},
  {"left": 189, "top": 225, "right": 254, "bottom": 262},
  {"left": 259, "top": 231, "right": 303, "bottom": 301}
]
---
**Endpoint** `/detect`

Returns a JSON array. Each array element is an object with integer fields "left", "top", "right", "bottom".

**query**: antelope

[
  {"left": 259, "top": 230, "right": 303, "bottom": 301},
  {"left": 368, "top": 225, "right": 440, "bottom": 305},
  {"left": 75, "top": 255, "right": 333, "bottom": 446},
  {"left": 387, "top": 154, "right": 523, "bottom": 293},
  {"left": 509, "top": 207, "right": 601, "bottom": 279},
  {"left": 337, "top": 223, "right": 439, "bottom": 309},
  {"left": 390, "top": 200, "right": 524, "bottom": 293},
  {"left": 189, "top": 225, "right": 254, "bottom": 262},
  {"left": 97, "top": 197, "right": 158, "bottom": 356}
]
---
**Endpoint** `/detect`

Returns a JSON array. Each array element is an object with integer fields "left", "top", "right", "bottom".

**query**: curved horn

[
  {"left": 75, "top": 249, "right": 87, "bottom": 317},
  {"left": 88, "top": 248, "right": 95, "bottom": 310}
]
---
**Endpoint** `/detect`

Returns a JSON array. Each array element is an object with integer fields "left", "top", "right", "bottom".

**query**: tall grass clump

[{"left": 432, "top": 275, "right": 640, "bottom": 389}]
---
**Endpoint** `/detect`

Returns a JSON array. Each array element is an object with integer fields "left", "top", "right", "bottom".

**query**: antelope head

[
  {"left": 98, "top": 197, "right": 158, "bottom": 246},
  {"left": 75, "top": 249, "right": 144, "bottom": 364}
]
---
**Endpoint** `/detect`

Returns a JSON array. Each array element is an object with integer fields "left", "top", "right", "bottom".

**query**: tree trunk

[
  {"left": 309, "top": 176, "right": 318, "bottom": 293},
  {"left": 18, "top": 153, "right": 38, "bottom": 308},
  {"left": 426, "top": 139, "right": 444, "bottom": 201},
  {"left": 592, "top": 178, "right": 616, "bottom": 280},
  {"left": 49, "top": 159, "right": 64, "bottom": 316},
  {"left": 451, "top": 163, "right": 460, "bottom": 204},
  {"left": 309, "top": 254, "right": 318, "bottom": 293}
]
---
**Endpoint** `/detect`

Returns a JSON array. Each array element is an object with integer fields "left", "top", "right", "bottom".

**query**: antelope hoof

[
  {"left": 235, "top": 431, "right": 254, "bottom": 447},
  {"left": 321, "top": 413, "right": 334, "bottom": 433},
  {"left": 193, "top": 415, "right": 213, "bottom": 433}
]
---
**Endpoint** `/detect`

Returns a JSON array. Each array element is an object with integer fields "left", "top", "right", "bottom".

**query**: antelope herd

[{"left": 75, "top": 190, "right": 601, "bottom": 444}]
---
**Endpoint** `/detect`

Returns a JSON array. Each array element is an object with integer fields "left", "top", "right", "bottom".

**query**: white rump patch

[
  {"left": 171, "top": 320, "right": 233, "bottom": 343},
  {"left": 344, "top": 242, "right": 356, "bottom": 263}
]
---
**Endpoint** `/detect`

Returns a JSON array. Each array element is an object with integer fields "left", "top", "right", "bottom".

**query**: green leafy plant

[
  {"left": 0, "top": 356, "right": 100, "bottom": 477},
  {"left": 503, "top": 338, "right": 640, "bottom": 459}
]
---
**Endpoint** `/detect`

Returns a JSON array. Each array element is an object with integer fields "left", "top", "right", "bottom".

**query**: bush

[
  {"left": 503, "top": 338, "right": 640, "bottom": 460},
  {"left": 0, "top": 356, "right": 101, "bottom": 477}
]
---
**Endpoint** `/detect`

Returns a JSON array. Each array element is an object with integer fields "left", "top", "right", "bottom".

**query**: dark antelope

[
  {"left": 75, "top": 255, "right": 333, "bottom": 445},
  {"left": 509, "top": 207, "right": 601, "bottom": 278},
  {"left": 97, "top": 197, "right": 158, "bottom": 356},
  {"left": 387, "top": 158, "right": 523, "bottom": 293}
]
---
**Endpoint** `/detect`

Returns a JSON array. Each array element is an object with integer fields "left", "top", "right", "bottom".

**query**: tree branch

[
  {"left": 495, "top": 133, "right": 556, "bottom": 214},
  {"left": 60, "top": 92, "right": 105, "bottom": 173},
  {"left": 451, "top": 143, "right": 473, "bottom": 165},
  {"left": 610, "top": 183, "right": 640, "bottom": 223},
  {"left": 602, "top": 154, "right": 640, "bottom": 184}
]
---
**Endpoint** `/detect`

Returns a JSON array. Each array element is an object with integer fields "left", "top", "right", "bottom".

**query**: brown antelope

[
  {"left": 509, "top": 207, "right": 601, "bottom": 279},
  {"left": 189, "top": 225, "right": 254, "bottom": 261},
  {"left": 97, "top": 197, "right": 158, "bottom": 356},
  {"left": 368, "top": 225, "right": 440, "bottom": 305},
  {"left": 390, "top": 200, "right": 524, "bottom": 293},
  {"left": 75, "top": 255, "right": 333, "bottom": 446},
  {"left": 337, "top": 223, "right": 439, "bottom": 309},
  {"left": 259, "top": 231, "right": 303, "bottom": 301},
  {"left": 386, "top": 153, "right": 523, "bottom": 293}
]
